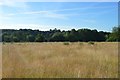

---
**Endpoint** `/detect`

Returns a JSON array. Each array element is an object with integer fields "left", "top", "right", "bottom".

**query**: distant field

[{"left": 2, "top": 42, "right": 118, "bottom": 78}]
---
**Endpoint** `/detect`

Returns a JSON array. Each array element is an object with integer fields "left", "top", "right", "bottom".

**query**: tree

[
  {"left": 26, "top": 35, "right": 35, "bottom": 42},
  {"left": 35, "top": 34, "right": 44, "bottom": 42},
  {"left": 107, "top": 26, "right": 120, "bottom": 42},
  {"left": 12, "top": 36, "right": 19, "bottom": 42},
  {"left": 3, "top": 35, "right": 11, "bottom": 42},
  {"left": 50, "top": 32, "right": 65, "bottom": 41},
  {"left": 2, "top": 28, "right": 111, "bottom": 42}
]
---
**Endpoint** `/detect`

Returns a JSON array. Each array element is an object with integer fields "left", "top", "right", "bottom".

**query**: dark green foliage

[
  {"left": 3, "top": 42, "right": 5, "bottom": 45},
  {"left": 79, "top": 42, "right": 83, "bottom": 45},
  {"left": 107, "top": 26, "right": 120, "bottom": 42},
  {"left": 88, "top": 41, "right": 95, "bottom": 45},
  {"left": 12, "top": 36, "right": 20, "bottom": 42},
  {"left": 2, "top": 28, "right": 111, "bottom": 42},
  {"left": 50, "top": 32, "right": 65, "bottom": 42},
  {"left": 63, "top": 42, "right": 70, "bottom": 45},
  {"left": 35, "top": 34, "right": 45, "bottom": 42},
  {"left": 3, "top": 35, "right": 11, "bottom": 42},
  {"left": 26, "top": 35, "right": 35, "bottom": 42}
]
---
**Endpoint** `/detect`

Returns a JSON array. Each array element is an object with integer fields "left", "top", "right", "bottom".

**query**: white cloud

[
  {"left": 7, "top": 13, "right": 16, "bottom": 16},
  {"left": 82, "top": 19, "right": 96, "bottom": 23},
  {"left": 3, "top": 8, "right": 78, "bottom": 19},
  {"left": 22, "top": 5, "right": 113, "bottom": 14},
  {"left": 0, "top": 24, "right": 78, "bottom": 31},
  {"left": 0, "top": 0, "right": 118, "bottom": 8},
  {"left": 0, "top": 24, "right": 46, "bottom": 30},
  {"left": 0, "top": 0, "right": 28, "bottom": 8},
  {"left": 18, "top": 4, "right": 115, "bottom": 19},
  {"left": 44, "top": 12, "right": 67, "bottom": 19},
  {"left": 0, "top": 0, "right": 116, "bottom": 20},
  {"left": 23, "top": 11, "right": 69, "bottom": 19},
  {"left": 23, "top": 11, "right": 48, "bottom": 14},
  {"left": 0, "top": 1, "right": 117, "bottom": 26}
]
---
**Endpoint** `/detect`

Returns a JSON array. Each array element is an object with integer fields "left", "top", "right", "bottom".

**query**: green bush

[
  {"left": 3, "top": 42, "right": 5, "bottom": 45},
  {"left": 63, "top": 42, "right": 70, "bottom": 45},
  {"left": 79, "top": 42, "right": 83, "bottom": 45},
  {"left": 88, "top": 41, "right": 94, "bottom": 45}
]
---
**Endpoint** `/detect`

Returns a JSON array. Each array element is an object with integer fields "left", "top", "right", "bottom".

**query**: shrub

[
  {"left": 63, "top": 42, "right": 70, "bottom": 45},
  {"left": 3, "top": 42, "right": 5, "bottom": 45},
  {"left": 88, "top": 41, "right": 95, "bottom": 45},
  {"left": 79, "top": 42, "right": 83, "bottom": 45}
]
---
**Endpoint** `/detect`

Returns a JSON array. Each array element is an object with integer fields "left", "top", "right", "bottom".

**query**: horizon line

[{"left": 1, "top": 28, "right": 111, "bottom": 32}]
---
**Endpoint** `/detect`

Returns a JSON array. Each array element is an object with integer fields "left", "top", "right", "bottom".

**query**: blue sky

[{"left": 0, "top": 2, "right": 118, "bottom": 32}]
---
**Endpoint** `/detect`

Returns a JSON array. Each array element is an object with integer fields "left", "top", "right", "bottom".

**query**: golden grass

[
  {"left": 0, "top": 43, "right": 2, "bottom": 79},
  {"left": 2, "top": 42, "right": 118, "bottom": 78}
]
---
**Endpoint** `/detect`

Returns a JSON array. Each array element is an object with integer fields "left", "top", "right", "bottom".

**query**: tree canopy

[
  {"left": 1, "top": 27, "right": 119, "bottom": 42},
  {"left": 107, "top": 26, "right": 120, "bottom": 42}
]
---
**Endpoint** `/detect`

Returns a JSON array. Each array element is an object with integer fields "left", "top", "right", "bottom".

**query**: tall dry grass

[
  {"left": 0, "top": 43, "right": 2, "bottom": 79},
  {"left": 2, "top": 42, "right": 118, "bottom": 78}
]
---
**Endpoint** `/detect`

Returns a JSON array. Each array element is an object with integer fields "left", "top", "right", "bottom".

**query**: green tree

[
  {"left": 107, "top": 26, "right": 120, "bottom": 42},
  {"left": 26, "top": 35, "right": 35, "bottom": 42},
  {"left": 3, "top": 35, "right": 11, "bottom": 42},
  {"left": 12, "top": 36, "right": 19, "bottom": 42},
  {"left": 50, "top": 32, "right": 65, "bottom": 41},
  {"left": 35, "top": 34, "right": 44, "bottom": 42}
]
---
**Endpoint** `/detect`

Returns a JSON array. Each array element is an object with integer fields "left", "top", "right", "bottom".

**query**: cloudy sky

[{"left": 0, "top": 0, "right": 118, "bottom": 31}]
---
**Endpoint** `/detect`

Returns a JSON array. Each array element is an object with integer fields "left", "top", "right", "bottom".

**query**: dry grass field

[
  {"left": 0, "top": 43, "right": 2, "bottom": 79},
  {"left": 2, "top": 42, "right": 118, "bottom": 78}
]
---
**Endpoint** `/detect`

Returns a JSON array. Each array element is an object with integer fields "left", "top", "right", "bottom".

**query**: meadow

[{"left": 2, "top": 42, "right": 118, "bottom": 78}]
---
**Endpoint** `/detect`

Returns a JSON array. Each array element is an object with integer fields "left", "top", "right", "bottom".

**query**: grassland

[
  {"left": 2, "top": 42, "right": 118, "bottom": 78},
  {"left": 0, "top": 43, "right": 2, "bottom": 79}
]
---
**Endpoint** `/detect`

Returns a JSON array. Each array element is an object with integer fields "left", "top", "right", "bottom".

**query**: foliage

[
  {"left": 88, "top": 41, "right": 95, "bottom": 45},
  {"left": 35, "top": 34, "right": 45, "bottom": 42},
  {"left": 107, "top": 26, "right": 120, "bottom": 42},
  {"left": 50, "top": 32, "right": 65, "bottom": 42},
  {"left": 2, "top": 28, "right": 111, "bottom": 42},
  {"left": 79, "top": 42, "right": 83, "bottom": 45},
  {"left": 63, "top": 42, "right": 70, "bottom": 45}
]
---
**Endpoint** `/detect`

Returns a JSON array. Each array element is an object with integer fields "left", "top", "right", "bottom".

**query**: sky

[{"left": 0, "top": 1, "right": 118, "bottom": 32}]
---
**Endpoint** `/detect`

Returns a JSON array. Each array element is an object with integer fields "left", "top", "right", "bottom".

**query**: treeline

[{"left": 1, "top": 26, "right": 120, "bottom": 42}]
